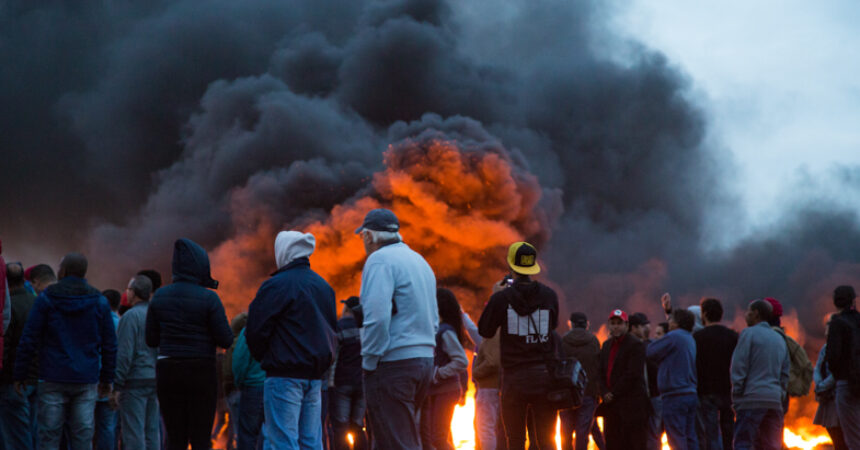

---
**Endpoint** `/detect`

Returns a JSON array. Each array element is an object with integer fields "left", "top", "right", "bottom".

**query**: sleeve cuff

[{"left": 362, "top": 355, "right": 381, "bottom": 371}]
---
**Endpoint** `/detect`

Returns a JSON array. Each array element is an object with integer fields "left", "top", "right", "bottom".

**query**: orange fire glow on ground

[{"left": 447, "top": 311, "right": 833, "bottom": 450}]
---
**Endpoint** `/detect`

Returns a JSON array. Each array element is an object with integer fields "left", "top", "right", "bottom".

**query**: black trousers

[
  {"left": 603, "top": 404, "right": 646, "bottom": 450},
  {"left": 501, "top": 365, "right": 557, "bottom": 450},
  {"left": 156, "top": 357, "right": 217, "bottom": 450}
]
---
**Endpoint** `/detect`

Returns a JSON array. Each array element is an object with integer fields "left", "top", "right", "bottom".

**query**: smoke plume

[{"left": 2, "top": 0, "right": 859, "bottom": 343}]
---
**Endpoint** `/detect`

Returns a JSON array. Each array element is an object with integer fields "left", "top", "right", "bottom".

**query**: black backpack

[{"left": 528, "top": 315, "right": 587, "bottom": 410}]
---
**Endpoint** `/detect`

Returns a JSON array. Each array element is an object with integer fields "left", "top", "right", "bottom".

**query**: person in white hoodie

[
  {"left": 354, "top": 208, "right": 438, "bottom": 450},
  {"left": 245, "top": 231, "right": 337, "bottom": 450}
]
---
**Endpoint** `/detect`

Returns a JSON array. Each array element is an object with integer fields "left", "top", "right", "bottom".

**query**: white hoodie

[{"left": 274, "top": 231, "right": 316, "bottom": 269}]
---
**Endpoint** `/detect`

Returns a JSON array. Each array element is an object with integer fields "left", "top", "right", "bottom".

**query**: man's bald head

[
  {"left": 745, "top": 299, "right": 772, "bottom": 327},
  {"left": 58, "top": 253, "right": 88, "bottom": 279},
  {"left": 5, "top": 263, "right": 24, "bottom": 289}
]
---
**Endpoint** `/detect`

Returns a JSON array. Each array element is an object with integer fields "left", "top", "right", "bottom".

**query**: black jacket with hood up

[
  {"left": 562, "top": 328, "right": 601, "bottom": 397},
  {"left": 478, "top": 279, "right": 558, "bottom": 370},
  {"left": 145, "top": 239, "right": 233, "bottom": 358}
]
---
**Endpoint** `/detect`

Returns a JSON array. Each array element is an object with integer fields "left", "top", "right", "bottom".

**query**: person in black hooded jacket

[
  {"left": 478, "top": 242, "right": 559, "bottom": 450},
  {"left": 145, "top": 238, "right": 233, "bottom": 450}
]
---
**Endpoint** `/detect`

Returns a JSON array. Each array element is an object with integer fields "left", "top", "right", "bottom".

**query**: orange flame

[{"left": 210, "top": 138, "right": 550, "bottom": 317}]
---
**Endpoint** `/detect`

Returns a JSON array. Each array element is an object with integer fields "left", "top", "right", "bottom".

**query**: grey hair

[
  {"left": 129, "top": 275, "right": 153, "bottom": 301},
  {"left": 364, "top": 229, "right": 402, "bottom": 243}
]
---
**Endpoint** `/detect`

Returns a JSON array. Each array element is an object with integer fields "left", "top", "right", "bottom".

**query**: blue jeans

[
  {"left": 420, "top": 389, "right": 459, "bottom": 450},
  {"left": 38, "top": 382, "right": 98, "bottom": 450},
  {"left": 263, "top": 377, "right": 321, "bottom": 450},
  {"left": 330, "top": 384, "right": 367, "bottom": 450},
  {"left": 363, "top": 357, "right": 434, "bottom": 450},
  {"left": 732, "top": 408, "right": 783, "bottom": 450},
  {"left": 698, "top": 394, "right": 733, "bottom": 450},
  {"left": 0, "top": 383, "right": 36, "bottom": 449},
  {"left": 836, "top": 382, "right": 860, "bottom": 450},
  {"left": 238, "top": 385, "right": 264, "bottom": 450},
  {"left": 645, "top": 396, "right": 663, "bottom": 450},
  {"left": 476, "top": 388, "right": 500, "bottom": 450},
  {"left": 118, "top": 385, "right": 160, "bottom": 450},
  {"left": 662, "top": 394, "right": 698, "bottom": 450},
  {"left": 95, "top": 398, "right": 118, "bottom": 450},
  {"left": 559, "top": 395, "right": 603, "bottom": 450}
]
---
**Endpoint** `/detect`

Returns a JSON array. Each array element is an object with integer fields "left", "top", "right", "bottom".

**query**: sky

[
  {"left": 613, "top": 0, "right": 860, "bottom": 231},
  {"left": 2, "top": 0, "right": 859, "bottom": 330}
]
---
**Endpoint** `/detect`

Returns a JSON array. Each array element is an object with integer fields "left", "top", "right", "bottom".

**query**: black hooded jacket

[
  {"left": 478, "top": 279, "right": 558, "bottom": 370},
  {"left": 145, "top": 239, "right": 233, "bottom": 358}
]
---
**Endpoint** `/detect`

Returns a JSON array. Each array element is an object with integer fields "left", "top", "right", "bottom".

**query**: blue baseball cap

[{"left": 355, "top": 208, "right": 400, "bottom": 234}]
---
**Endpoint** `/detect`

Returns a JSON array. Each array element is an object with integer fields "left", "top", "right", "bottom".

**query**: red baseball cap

[
  {"left": 608, "top": 309, "right": 628, "bottom": 322},
  {"left": 763, "top": 297, "right": 783, "bottom": 317}
]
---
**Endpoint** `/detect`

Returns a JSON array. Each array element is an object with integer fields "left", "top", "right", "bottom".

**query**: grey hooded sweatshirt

[{"left": 730, "top": 321, "right": 790, "bottom": 411}]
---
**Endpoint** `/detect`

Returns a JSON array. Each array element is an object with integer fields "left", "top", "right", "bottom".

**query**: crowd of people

[{"left": 1, "top": 208, "right": 859, "bottom": 450}]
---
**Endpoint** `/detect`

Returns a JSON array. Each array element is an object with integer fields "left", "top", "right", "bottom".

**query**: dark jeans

[
  {"left": 420, "top": 389, "right": 460, "bottom": 450},
  {"left": 501, "top": 365, "right": 556, "bottom": 450},
  {"left": 697, "top": 394, "right": 733, "bottom": 450},
  {"left": 0, "top": 383, "right": 37, "bottom": 450},
  {"left": 94, "top": 399, "right": 118, "bottom": 450},
  {"left": 836, "top": 382, "right": 860, "bottom": 450},
  {"left": 559, "top": 395, "right": 603, "bottom": 450},
  {"left": 363, "top": 357, "right": 434, "bottom": 450},
  {"left": 732, "top": 408, "right": 783, "bottom": 450},
  {"left": 826, "top": 426, "right": 849, "bottom": 450},
  {"left": 662, "top": 394, "right": 698, "bottom": 450},
  {"left": 156, "top": 357, "right": 217, "bottom": 450},
  {"left": 330, "top": 384, "right": 367, "bottom": 450},
  {"left": 237, "top": 385, "right": 264, "bottom": 450},
  {"left": 645, "top": 396, "right": 662, "bottom": 450}
]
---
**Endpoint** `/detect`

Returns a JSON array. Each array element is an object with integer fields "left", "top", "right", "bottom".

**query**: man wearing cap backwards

[
  {"left": 478, "top": 241, "right": 559, "bottom": 450},
  {"left": 245, "top": 231, "right": 337, "bottom": 450},
  {"left": 730, "top": 299, "right": 789, "bottom": 450},
  {"left": 355, "top": 209, "right": 438, "bottom": 449},
  {"left": 598, "top": 309, "right": 649, "bottom": 450}
]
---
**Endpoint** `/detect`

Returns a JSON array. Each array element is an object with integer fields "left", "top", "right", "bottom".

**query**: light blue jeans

[
  {"left": 475, "top": 388, "right": 500, "bottom": 450},
  {"left": 118, "top": 385, "right": 160, "bottom": 450},
  {"left": 263, "top": 377, "right": 322, "bottom": 450},
  {"left": 38, "top": 382, "right": 98, "bottom": 450}
]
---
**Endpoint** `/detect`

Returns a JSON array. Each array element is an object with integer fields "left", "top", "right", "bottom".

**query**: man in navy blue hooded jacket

[
  {"left": 14, "top": 252, "right": 117, "bottom": 450},
  {"left": 246, "top": 230, "right": 337, "bottom": 450}
]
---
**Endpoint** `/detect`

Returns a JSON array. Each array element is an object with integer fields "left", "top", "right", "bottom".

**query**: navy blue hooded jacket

[
  {"left": 14, "top": 276, "right": 117, "bottom": 384},
  {"left": 246, "top": 257, "right": 337, "bottom": 379},
  {"left": 145, "top": 239, "right": 233, "bottom": 358}
]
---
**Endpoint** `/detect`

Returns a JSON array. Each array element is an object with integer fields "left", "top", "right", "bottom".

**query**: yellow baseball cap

[{"left": 506, "top": 242, "right": 540, "bottom": 275}]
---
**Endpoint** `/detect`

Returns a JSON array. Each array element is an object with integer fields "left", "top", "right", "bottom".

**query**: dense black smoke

[{"left": 2, "top": 0, "right": 859, "bottom": 345}]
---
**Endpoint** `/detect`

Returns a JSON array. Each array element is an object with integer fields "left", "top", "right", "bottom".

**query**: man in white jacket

[{"left": 355, "top": 208, "right": 438, "bottom": 450}]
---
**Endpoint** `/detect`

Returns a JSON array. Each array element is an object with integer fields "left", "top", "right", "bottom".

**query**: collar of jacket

[{"left": 270, "top": 256, "right": 310, "bottom": 276}]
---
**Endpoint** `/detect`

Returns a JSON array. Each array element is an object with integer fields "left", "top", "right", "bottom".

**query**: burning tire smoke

[
  {"left": 2, "top": 0, "right": 860, "bottom": 370},
  {"left": 209, "top": 120, "right": 560, "bottom": 315}
]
